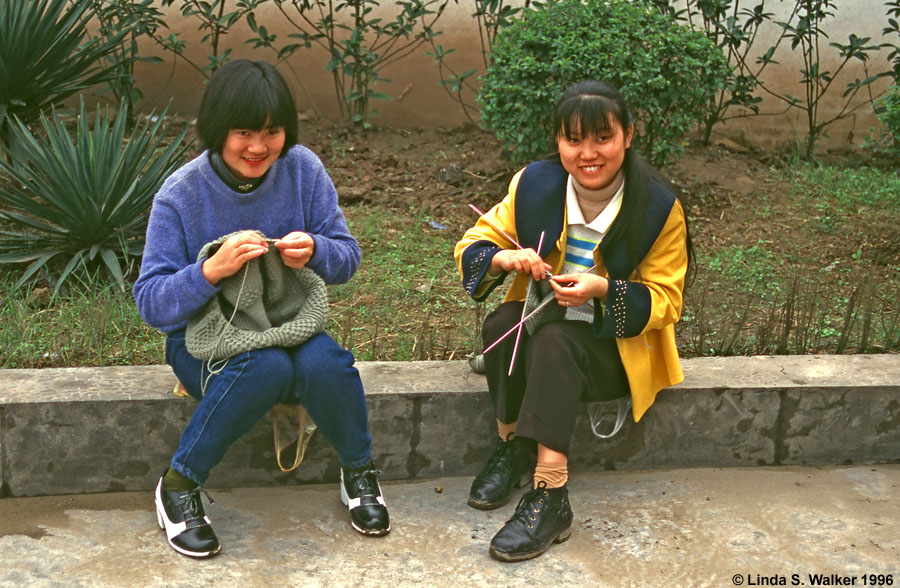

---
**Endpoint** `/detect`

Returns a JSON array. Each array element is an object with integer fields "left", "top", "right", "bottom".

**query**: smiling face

[
  {"left": 556, "top": 117, "right": 633, "bottom": 191},
  {"left": 221, "top": 126, "right": 286, "bottom": 181}
]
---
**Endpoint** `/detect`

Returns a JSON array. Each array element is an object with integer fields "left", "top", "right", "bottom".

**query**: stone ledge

[{"left": 1, "top": 355, "right": 898, "bottom": 497}]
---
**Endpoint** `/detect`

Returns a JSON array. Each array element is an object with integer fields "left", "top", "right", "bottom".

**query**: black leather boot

[
  {"left": 488, "top": 483, "right": 574, "bottom": 562},
  {"left": 468, "top": 435, "right": 536, "bottom": 510}
]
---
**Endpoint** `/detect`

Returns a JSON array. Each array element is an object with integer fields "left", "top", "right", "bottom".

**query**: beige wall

[
  {"left": 130, "top": 0, "right": 895, "bottom": 150},
  {"left": 133, "top": 3, "right": 486, "bottom": 128}
]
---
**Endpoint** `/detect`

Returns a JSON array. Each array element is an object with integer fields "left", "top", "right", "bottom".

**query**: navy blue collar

[
  {"left": 512, "top": 159, "right": 676, "bottom": 279},
  {"left": 208, "top": 152, "right": 265, "bottom": 193}
]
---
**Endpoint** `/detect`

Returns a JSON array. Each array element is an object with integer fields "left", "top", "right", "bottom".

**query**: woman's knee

[
  {"left": 292, "top": 333, "right": 360, "bottom": 390},
  {"left": 529, "top": 321, "right": 570, "bottom": 347},
  {"left": 221, "top": 347, "right": 294, "bottom": 398},
  {"left": 241, "top": 346, "right": 293, "bottom": 374},
  {"left": 293, "top": 332, "right": 354, "bottom": 371},
  {"left": 525, "top": 321, "right": 581, "bottom": 363},
  {"left": 292, "top": 333, "right": 364, "bottom": 403}
]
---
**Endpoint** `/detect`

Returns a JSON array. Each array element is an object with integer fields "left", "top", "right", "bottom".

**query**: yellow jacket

[{"left": 454, "top": 160, "right": 688, "bottom": 421}]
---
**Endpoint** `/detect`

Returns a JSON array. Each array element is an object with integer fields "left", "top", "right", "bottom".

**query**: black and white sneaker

[
  {"left": 340, "top": 465, "right": 390, "bottom": 536},
  {"left": 154, "top": 475, "right": 221, "bottom": 558}
]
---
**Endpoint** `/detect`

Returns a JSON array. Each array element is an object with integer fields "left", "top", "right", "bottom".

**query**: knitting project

[
  {"left": 186, "top": 232, "right": 329, "bottom": 361},
  {"left": 522, "top": 277, "right": 566, "bottom": 335}
]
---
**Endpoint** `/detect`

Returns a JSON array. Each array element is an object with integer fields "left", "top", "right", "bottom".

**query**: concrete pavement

[{"left": 2, "top": 465, "right": 899, "bottom": 588}]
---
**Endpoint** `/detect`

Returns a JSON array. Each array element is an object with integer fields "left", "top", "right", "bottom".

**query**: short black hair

[{"left": 196, "top": 60, "right": 298, "bottom": 156}]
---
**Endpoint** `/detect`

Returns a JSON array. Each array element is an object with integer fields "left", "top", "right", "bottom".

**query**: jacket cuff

[
  {"left": 593, "top": 279, "right": 652, "bottom": 339},
  {"left": 461, "top": 241, "right": 504, "bottom": 301}
]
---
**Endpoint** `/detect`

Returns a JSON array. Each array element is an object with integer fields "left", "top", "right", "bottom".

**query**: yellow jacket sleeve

[{"left": 454, "top": 169, "right": 524, "bottom": 300}]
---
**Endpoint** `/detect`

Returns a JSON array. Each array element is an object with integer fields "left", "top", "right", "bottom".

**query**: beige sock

[
  {"left": 533, "top": 461, "right": 568, "bottom": 489},
  {"left": 497, "top": 419, "right": 517, "bottom": 441}
]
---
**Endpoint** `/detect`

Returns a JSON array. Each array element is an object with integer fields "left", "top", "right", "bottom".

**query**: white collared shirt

[{"left": 562, "top": 175, "right": 624, "bottom": 322}]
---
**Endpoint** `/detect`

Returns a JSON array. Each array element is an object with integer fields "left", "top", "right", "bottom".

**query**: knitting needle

[
  {"left": 482, "top": 295, "right": 557, "bottom": 356},
  {"left": 507, "top": 230, "right": 545, "bottom": 376},
  {"left": 481, "top": 264, "right": 599, "bottom": 357},
  {"left": 467, "top": 203, "right": 601, "bottom": 356},
  {"left": 468, "top": 202, "right": 554, "bottom": 277},
  {"left": 467, "top": 204, "right": 525, "bottom": 251}
]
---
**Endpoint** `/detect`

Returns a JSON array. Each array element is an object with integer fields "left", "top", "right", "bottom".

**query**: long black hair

[
  {"left": 551, "top": 80, "right": 694, "bottom": 283},
  {"left": 196, "top": 60, "right": 299, "bottom": 157}
]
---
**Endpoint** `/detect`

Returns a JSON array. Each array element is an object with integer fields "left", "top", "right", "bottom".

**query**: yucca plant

[
  {"left": 0, "top": 0, "right": 127, "bottom": 143},
  {"left": 0, "top": 100, "right": 193, "bottom": 294}
]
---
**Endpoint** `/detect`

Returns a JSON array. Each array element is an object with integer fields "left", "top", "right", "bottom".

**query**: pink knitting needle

[
  {"left": 467, "top": 204, "right": 524, "bottom": 251},
  {"left": 482, "top": 296, "right": 555, "bottom": 356},
  {"left": 481, "top": 263, "right": 598, "bottom": 358},
  {"left": 506, "top": 231, "right": 544, "bottom": 376}
]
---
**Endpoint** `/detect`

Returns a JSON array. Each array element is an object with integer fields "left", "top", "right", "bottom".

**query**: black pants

[{"left": 482, "top": 301, "right": 629, "bottom": 455}]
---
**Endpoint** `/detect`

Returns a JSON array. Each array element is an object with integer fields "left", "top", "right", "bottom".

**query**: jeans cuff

[
  {"left": 340, "top": 455, "right": 373, "bottom": 470},
  {"left": 169, "top": 460, "right": 206, "bottom": 487}
]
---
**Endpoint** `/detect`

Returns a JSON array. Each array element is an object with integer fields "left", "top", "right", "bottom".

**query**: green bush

[
  {"left": 0, "top": 0, "right": 126, "bottom": 142},
  {"left": 477, "top": 0, "right": 730, "bottom": 166},
  {"left": 0, "top": 100, "right": 192, "bottom": 294},
  {"left": 876, "top": 83, "right": 900, "bottom": 156}
]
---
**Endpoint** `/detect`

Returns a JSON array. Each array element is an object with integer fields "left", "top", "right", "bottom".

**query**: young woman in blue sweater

[{"left": 134, "top": 60, "right": 389, "bottom": 558}]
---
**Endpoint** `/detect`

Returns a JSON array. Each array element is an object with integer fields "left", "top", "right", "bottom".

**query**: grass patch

[
  {"left": 1, "top": 155, "right": 898, "bottom": 368},
  {"left": 0, "top": 202, "right": 484, "bottom": 367},
  {"left": 678, "top": 161, "right": 900, "bottom": 357},
  {"left": 787, "top": 163, "right": 900, "bottom": 209},
  {"left": 329, "top": 203, "right": 482, "bottom": 360},
  {"left": 0, "top": 275, "right": 162, "bottom": 368}
]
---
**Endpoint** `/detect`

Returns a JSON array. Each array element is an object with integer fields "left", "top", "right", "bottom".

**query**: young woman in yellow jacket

[{"left": 454, "top": 80, "right": 692, "bottom": 562}]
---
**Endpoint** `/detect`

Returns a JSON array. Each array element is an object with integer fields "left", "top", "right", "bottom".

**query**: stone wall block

[
  {"left": 4, "top": 399, "right": 194, "bottom": 496},
  {"left": 780, "top": 388, "right": 900, "bottom": 465},
  {"left": 569, "top": 388, "right": 780, "bottom": 470},
  {"left": 415, "top": 390, "right": 495, "bottom": 479},
  {"left": 2, "top": 357, "right": 899, "bottom": 497}
]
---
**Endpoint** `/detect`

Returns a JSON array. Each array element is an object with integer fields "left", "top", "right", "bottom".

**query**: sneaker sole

[{"left": 488, "top": 526, "right": 572, "bottom": 563}]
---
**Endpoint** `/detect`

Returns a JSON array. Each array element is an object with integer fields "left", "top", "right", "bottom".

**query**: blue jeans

[{"left": 165, "top": 329, "right": 373, "bottom": 485}]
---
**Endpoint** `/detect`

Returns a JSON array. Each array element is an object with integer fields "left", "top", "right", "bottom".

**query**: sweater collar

[
  {"left": 566, "top": 174, "right": 624, "bottom": 234},
  {"left": 208, "top": 151, "right": 266, "bottom": 193}
]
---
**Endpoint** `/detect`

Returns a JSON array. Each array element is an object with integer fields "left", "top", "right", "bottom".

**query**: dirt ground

[{"left": 298, "top": 117, "right": 813, "bottom": 245}]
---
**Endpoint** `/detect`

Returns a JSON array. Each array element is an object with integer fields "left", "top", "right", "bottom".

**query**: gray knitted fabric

[
  {"left": 186, "top": 232, "right": 329, "bottom": 361},
  {"left": 522, "top": 277, "right": 565, "bottom": 335}
]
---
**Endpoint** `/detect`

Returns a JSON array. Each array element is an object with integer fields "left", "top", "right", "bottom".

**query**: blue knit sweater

[{"left": 133, "top": 145, "right": 360, "bottom": 333}]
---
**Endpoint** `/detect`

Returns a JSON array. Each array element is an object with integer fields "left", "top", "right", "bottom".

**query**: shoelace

[
  {"left": 178, "top": 487, "right": 215, "bottom": 525},
  {"left": 349, "top": 469, "right": 383, "bottom": 498},
  {"left": 507, "top": 482, "right": 549, "bottom": 527}
]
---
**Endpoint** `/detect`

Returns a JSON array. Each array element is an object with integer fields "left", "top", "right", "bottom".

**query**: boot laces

[
  {"left": 508, "top": 482, "right": 548, "bottom": 526},
  {"left": 475, "top": 436, "right": 517, "bottom": 481}
]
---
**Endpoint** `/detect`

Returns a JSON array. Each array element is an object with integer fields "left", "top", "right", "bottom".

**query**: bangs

[
  {"left": 197, "top": 60, "right": 299, "bottom": 155},
  {"left": 228, "top": 86, "right": 295, "bottom": 131},
  {"left": 556, "top": 95, "right": 620, "bottom": 139}
]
